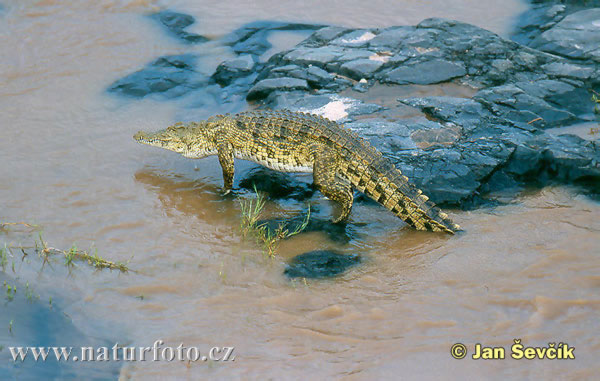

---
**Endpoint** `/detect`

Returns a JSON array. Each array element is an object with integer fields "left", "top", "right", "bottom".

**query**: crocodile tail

[
  {"left": 384, "top": 172, "right": 459, "bottom": 234},
  {"left": 353, "top": 160, "right": 460, "bottom": 234}
]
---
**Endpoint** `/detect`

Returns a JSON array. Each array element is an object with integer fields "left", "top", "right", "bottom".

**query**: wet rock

[
  {"left": 512, "top": 2, "right": 567, "bottom": 45},
  {"left": 399, "top": 97, "right": 486, "bottom": 132},
  {"left": 305, "top": 66, "right": 336, "bottom": 87},
  {"left": 284, "top": 250, "right": 361, "bottom": 278},
  {"left": 213, "top": 55, "right": 257, "bottom": 86},
  {"left": 541, "top": 62, "right": 595, "bottom": 80},
  {"left": 222, "top": 21, "right": 324, "bottom": 57},
  {"left": 473, "top": 83, "right": 579, "bottom": 128},
  {"left": 398, "top": 94, "right": 600, "bottom": 204},
  {"left": 247, "top": 77, "right": 309, "bottom": 100},
  {"left": 530, "top": 8, "right": 600, "bottom": 62},
  {"left": 383, "top": 59, "right": 467, "bottom": 85},
  {"left": 340, "top": 58, "right": 384, "bottom": 80},
  {"left": 515, "top": 79, "right": 591, "bottom": 117},
  {"left": 303, "top": 26, "right": 353, "bottom": 46},
  {"left": 108, "top": 54, "right": 205, "bottom": 98},
  {"left": 368, "top": 26, "right": 415, "bottom": 49},
  {"left": 282, "top": 46, "right": 346, "bottom": 68},
  {"left": 410, "top": 126, "right": 461, "bottom": 149},
  {"left": 150, "top": 10, "right": 208, "bottom": 43},
  {"left": 268, "top": 65, "right": 335, "bottom": 88}
]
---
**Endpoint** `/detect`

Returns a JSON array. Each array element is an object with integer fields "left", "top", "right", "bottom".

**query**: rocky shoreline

[{"left": 110, "top": 3, "right": 600, "bottom": 207}]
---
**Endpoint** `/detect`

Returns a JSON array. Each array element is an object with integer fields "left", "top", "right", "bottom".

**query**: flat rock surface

[{"left": 530, "top": 8, "right": 600, "bottom": 62}]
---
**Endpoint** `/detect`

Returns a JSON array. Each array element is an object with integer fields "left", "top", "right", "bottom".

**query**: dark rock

[
  {"left": 108, "top": 54, "right": 205, "bottom": 98},
  {"left": 340, "top": 58, "right": 384, "bottom": 80},
  {"left": 473, "top": 82, "right": 579, "bottom": 128},
  {"left": 512, "top": 2, "right": 567, "bottom": 45},
  {"left": 368, "top": 26, "right": 415, "bottom": 49},
  {"left": 530, "top": 8, "right": 600, "bottom": 62},
  {"left": 338, "top": 50, "right": 374, "bottom": 62},
  {"left": 213, "top": 55, "right": 256, "bottom": 86},
  {"left": 409, "top": 125, "right": 461, "bottom": 149},
  {"left": 223, "top": 21, "right": 324, "bottom": 57},
  {"left": 541, "top": 62, "right": 594, "bottom": 80},
  {"left": 247, "top": 77, "right": 310, "bottom": 100},
  {"left": 305, "top": 66, "right": 336, "bottom": 87},
  {"left": 150, "top": 10, "right": 208, "bottom": 43},
  {"left": 268, "top": 65, "right": 335, "bottom": 88},
  {"left": 282, "top": 46, "right": 345, "bottom": 68},
  {"left": 303, "top": 26, "right": 353, "bottom": 46},
  {"left": 399, "top": 97, "right": 485, "bottom": 132},
  {"left": 397, "top": 94, "right": 600, "bottom": 204},
  {"left": 284, "top": 250, "right": 361, "bottom": 278},
  {"left": 515, "top": 79, "right": 591, "bottom": 117},
  {"left": 382, "top": 59, "right": 466, "bottom": 85}
]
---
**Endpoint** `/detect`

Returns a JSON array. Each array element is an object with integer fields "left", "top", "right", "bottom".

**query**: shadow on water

[
  {"left": 0, "top": 273, "right": 121, "bottom": 380},
  {"left": 135, "top": 167, "right": 362, "bottom": 244}
]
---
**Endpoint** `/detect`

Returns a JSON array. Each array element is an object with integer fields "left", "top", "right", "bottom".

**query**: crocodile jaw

[
  {"left": 134, "top": 128, "right": 217, "bottom": 159},
  {"left": 134, "top": 128, "right": 187, "bottom": 153}
]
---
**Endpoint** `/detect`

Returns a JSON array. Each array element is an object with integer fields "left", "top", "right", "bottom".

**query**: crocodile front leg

[
  {"left": 217, "top": 142, "right": 235, "bottom": 195},
  {"left": 313, "top": 149, "right": 354, "bottom": 224}
]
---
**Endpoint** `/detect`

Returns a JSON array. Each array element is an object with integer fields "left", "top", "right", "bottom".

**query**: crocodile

[{"left": 134, "top": 110, "right": 460, "bottom": 234}]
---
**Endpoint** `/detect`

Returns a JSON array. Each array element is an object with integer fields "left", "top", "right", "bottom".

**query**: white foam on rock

[
  {"left": 301, "top": 97, "right": 357, "bottom": 121},
  {"left": 341, "top": 31, "right": 376, "bottom": 44}
]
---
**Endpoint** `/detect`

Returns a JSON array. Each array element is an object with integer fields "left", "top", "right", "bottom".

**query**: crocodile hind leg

[
  {"left": 217, "top": 142, "right": 235, "bottom": 195},
  {"left": 313, "top": 149, "right": 354, "bottom": 224}
]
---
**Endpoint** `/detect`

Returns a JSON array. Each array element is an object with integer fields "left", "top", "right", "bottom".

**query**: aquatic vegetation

[
  {"left": 239, "top": 186, "right": 310, "bottom": 257},
  {"left": 0, "top": 244, "right": 7, "bottom": 271},
  {"left": 0, "top": 222, "right": 131, "bottom": 273},
  {"left": 4, "top": 281, "right": 16, "bottom": 302},
  {"left": 35, "top": 233, "right": 131, "bottom": 273},
  {"left": 25, "top": 282, "right": 38, "bottom": 303}
]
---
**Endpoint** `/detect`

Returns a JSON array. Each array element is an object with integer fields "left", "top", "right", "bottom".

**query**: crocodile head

[{"left": 134, "top": 120, "right": 221, "bottom": 159}]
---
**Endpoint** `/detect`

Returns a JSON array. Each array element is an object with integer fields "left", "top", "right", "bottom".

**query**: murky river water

[{"left": 2, "top": 0, "right": 599, "bottom": 379}]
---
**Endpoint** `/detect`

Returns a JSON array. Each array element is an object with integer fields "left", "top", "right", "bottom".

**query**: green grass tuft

[{"left": 238, "top": 186, "right": 310, "bottom": 257}]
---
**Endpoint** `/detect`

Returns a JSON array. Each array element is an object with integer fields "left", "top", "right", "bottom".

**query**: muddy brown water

[{"left": 1, "top": 0, "right": 599, "bottom": 379}]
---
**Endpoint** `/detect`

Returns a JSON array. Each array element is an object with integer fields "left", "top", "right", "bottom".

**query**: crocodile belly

[{"left": 235, "top": 152, "right": 313, "bottom": 173}]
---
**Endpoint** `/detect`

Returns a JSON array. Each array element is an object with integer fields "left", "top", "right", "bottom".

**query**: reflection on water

[{"left": 1, "top": 0, "right": 598, "bottom": 379}]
